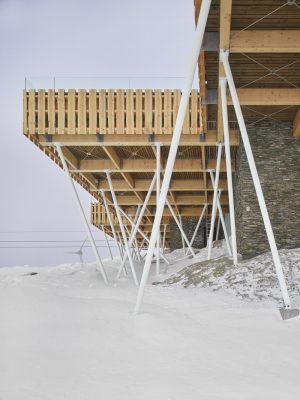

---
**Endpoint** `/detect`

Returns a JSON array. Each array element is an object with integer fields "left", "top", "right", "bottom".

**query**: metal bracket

[
  {"left": 148, "top": 133, "right": 155, "bottom": 143},
  {"left": 96, "top": 133, "right": 104, "bottom": 142},
  {"left": 45, "top": 133, "right": 53, "bottom": 143},
  {"left": 200, "top": 133, "right": 206, "bottom": 142},
  {"left": 201, "top": 32, "right": 219, "bottom": 51}
]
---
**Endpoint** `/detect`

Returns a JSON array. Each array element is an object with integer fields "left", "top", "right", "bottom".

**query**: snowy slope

[
  {"left": 156, "top": 243, "right": 300, "bottom": 307},
  {"left": 0, "top": 253, "right": 300, "bottom": 400}
]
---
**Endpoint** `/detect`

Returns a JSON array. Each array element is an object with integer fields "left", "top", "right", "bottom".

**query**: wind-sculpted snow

[{"left": 156, "top": 247, "right": 300, "bottom": 306}]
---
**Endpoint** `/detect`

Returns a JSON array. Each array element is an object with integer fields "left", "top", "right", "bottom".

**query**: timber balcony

[{"left": 23, "top": 89, "right": 204, "bottom": 137}]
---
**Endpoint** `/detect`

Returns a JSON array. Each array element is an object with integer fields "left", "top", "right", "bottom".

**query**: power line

[
  {"left": 0, "top": 240, "right": 115, "bottom": 243},
  {"left": 0, "top": 245, "right": 117, "bottom": 249}
]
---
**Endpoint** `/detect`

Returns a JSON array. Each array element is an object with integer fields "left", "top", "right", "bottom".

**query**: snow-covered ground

[{"left": 1, "top": 247, "right": 300, "bottom": 400}]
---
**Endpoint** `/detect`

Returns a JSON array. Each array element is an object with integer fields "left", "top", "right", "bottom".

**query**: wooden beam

[
  {"left": 230, "top": 30, "right": 300, "bottom": 53},
  {"left": 37, "top": 132, "right": 240, "bottom": 147},
  {"left": 217, "top": 0, "right": 233, "bottom": 142},
  {"left": 97, "top": 178, "right": 227, "bottom": 192},
  {"left": 93, "top": 205, "right": 227, "bottom": 218},
  {"left": 71, "top": 158, "right": 233, "bottom": 173},
  {"left": 293, "top": 107, "right": 300, "bottom": 136},
  {"left": 228, "top": 88, "right": 300, "bottom": 106},
  {"left": 114, "top": 194, "right": 228, "bottom": 206}
]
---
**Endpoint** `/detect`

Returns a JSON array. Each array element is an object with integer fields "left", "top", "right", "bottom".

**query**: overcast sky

[{"left": 0, "top": 0, "right": 196, "bottom": 267}]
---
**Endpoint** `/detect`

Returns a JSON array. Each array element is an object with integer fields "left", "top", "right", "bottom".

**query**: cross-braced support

[
  {"left": 116, "top": 173, "right": 157, "bottom": 279},
  {"left": 54, "top": 143, "right": 108, "bottom": 284},
  {"left": 190, "top": 203, "right": 207, "bottom": 248},
  {"left": 166, "top": 200, "right": 196, "bottom": 257},
  {"left": 220, "top": 77, "right": 238, "bottom": 265},
  {"left": 119, "top": 206, "right": 171, "bottom": 266},
  {"left": 220, "top": 49, "right": 293, "bottom": 312},
  {"left": 134, "top": 0, "right": 211, "bottom": 314},
  {"left": 106, "top": 171, "right": 138, "bottom": 286},
  {"left": 207, "top": 143, "right": 223, "bottom": 259},
  {"left": 100, "top": 189, "right": 123, "bottom": 260}
]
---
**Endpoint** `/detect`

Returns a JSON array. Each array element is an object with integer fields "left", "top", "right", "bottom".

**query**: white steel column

[
  {"left": 220, "top": 77, "right": 238, "bottom": 265},
  {"left": 54, "top": 143, "right": 108, "bottom": 284},
  {"left": 106, "top": 171, "right": 138, "bottom": 286},
  {"left": 210, "top": 171, "right": 232, "bottom": 257},
  {"left": 156, "top": 143, "right": 161, "bottom": 275},
  {"left": 166, "top": 200, "right": 195, "bottom": 257},
  {"left": 100, "top": 189, "right": 122, "bottom": 259},
  {"left": 101, "top": 225, "right": 113, "bottom": 260},
  {"left": 207, "top": 143, "right": 223, "bottom": 260},
  {"left": 134, "top": 0, "right": 211, "bottom": 313},
  {"left": 220, "top": 49, "right": 291, "bottom": 308}
]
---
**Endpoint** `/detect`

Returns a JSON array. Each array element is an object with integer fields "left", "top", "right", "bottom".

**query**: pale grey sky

[{"left": 0, "top": 0, "right": 196, "bottom": 267}]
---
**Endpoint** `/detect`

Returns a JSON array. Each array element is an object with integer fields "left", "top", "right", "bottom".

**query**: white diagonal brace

[
  {"left": 100, "top": 189, "right": 122, "bottom": 259},
  {"left": 106, "top": 171, "right": 138, "bottom": 286},
  {"left": 101, "top": 224, "right": 113, "bottom": 261},
  {"left": 210, "top": 171, "right": 232, "bottom": 257},
  {"left": 207, "top": 143, "right": 223, "bottom": 259},
  {"left": 220, "top": 49, "right": 291, "bottom": 308},
  {"left": 166, "top": 200, "right": 195, "bottom": 257},
  {"left": 220, "top": 77, "right": 238, "bottom": 265},
  {"left": 116, "top": 173, "right": 157, "bottom": 279},
  {"left": 54, "top": 143, "right": 108, "bottom": 284},
  {"left": 190, "top": 203, "right": 207, "bottom": 248}
]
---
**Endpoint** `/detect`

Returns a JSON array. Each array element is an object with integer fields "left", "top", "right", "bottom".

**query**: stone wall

[
  {"left": 234, "top": 120, "right": 300, "bottom": 259},
  {"left": 170, "top": 217, "right": 206, "bottom": 251}
]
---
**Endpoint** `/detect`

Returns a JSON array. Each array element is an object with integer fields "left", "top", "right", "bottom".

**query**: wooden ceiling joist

[
  {"left": 70, "top": 158, "right": 233, "bottom": 173},
  {"left": 97, "top": 178, "right": 228, "bottom": 192}
]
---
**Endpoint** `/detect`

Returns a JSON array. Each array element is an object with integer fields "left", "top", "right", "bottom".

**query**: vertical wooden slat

[
  {"left": 135, "top": 89, "right": 143, "bottom": 134},
  {"left": 183, "top": 91, "right": 190, "bottom": 134},
  {"left": 191, "top": 90, "right": 198, "bottom": 135},
  {"left": 173, "top": 90, "right": 181, "bottom": 134},
  {"left": 144, "top": 90, "right": 153, "bottom": 134},
  {"left": 116, "top": 89, "right": 124, "bottom": 134},
  {"left": 126, "top": 90, "right": 134, "bottom": 134},
  {"left": 58, "top": 89, "right": 65, "bottom": 134},
  {"left": 37, "top": 90, "right": 45, "bottom": 134},
  {"left": 154, "top": 90, "right": 162, "bottom": 135},
  {"left": 78, "top": 89, "right": 87, "bottom": 134},
  {"left": 23, "top": 90, "right": 28, "bottom": 134},
  {"left": 107, "top": 89, "right": 115, "bottom": 134},
  {"left": 99, "top": 89, "right": 106, "bottom": 134},
  {"left": 28, "top": 90, "right": 36, "bottom": 135},
  {"left": 47, "top": 89, "right": 55, "bottom": 135},
  {"left": 67, "top": 90, "right": 76, "bottom": 134},
  {"left": 164, "top": 89, "right": 172, "bottom": 135},
  {"left": 89, "top": 89, "right": 97, "bottom": 135}
]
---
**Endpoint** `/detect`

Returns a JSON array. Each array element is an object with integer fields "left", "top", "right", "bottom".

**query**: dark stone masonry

[
  {"left": 234, "top": 120, "right": 300, "bottom": 259},
  {"left": 170, "top": 217, "right": 206, "bottom": 251}
]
